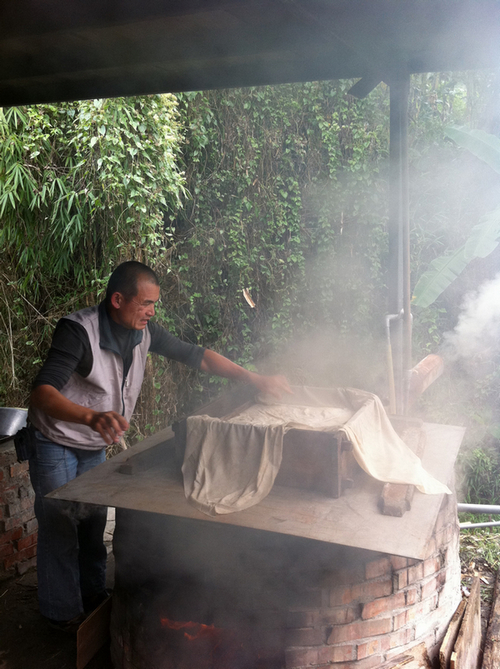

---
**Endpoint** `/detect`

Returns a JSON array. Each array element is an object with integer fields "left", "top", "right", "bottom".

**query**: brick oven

[
  {"left": 49, "top": 389, "right": 464, "bottom": 668},
  {"left": 109, "top": 493, "right": 459, "bottom": 669}
]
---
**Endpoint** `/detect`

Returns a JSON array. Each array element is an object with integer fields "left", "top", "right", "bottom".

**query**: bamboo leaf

[
  {"left": 413, "top": 246, "right": 469, "bottom": 308},
  {"left": 0, "top": 193, "right": 10, "bottom": 217},
  {"left": 445, "top": 126, "right": 500, "bottom": 175}
]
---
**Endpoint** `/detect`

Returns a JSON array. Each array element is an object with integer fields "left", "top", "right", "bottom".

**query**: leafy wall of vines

[
  {"left": 1, "top": 73, "right": 499, "bottom": 443},
  {"left": 170, "top": 82, "right": 391, "bottom": 402}
]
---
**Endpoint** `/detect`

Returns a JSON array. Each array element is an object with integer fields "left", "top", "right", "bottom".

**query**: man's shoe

[{"left": 46, "top": 613, "right": 87, "bottom": 634}]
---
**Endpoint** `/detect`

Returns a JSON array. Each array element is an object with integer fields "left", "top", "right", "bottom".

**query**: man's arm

[
  {"left": 30, "top": 385, "right": 128, "bottom": 445},
  {"left": 149, "top": 323, "right": 291, "bottom": 397},
  {"left": 199, "top": 349, "right": 292, "bottom": 398}
]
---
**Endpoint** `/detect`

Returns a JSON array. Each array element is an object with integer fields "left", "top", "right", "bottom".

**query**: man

[{"left": 28, "top": 260, "right": 290, "bottom": 632}]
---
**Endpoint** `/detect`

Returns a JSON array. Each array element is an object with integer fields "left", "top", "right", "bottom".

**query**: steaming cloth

[{"left": 182, "top": 386, "right": 451, "bottom": 516}]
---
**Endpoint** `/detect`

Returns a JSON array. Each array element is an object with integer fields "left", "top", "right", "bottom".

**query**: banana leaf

[
  {"left": 412, "top": 246, "right": 469, "bottom": 308},
  {"left": 413, "top": 128, "right": 500, "bottom": 307},
  {"left": 464, "top": 206, "right": 500, "bottom": 259},
  {"left": 444, "top": 126, "right": 500, "bottom": 175}
]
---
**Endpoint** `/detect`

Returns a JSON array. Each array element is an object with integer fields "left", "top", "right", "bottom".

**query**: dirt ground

[
  {"left": 0, "top": 566, "right": 113, "bottom": 669},
  {"left": 0, "top": 512, "right": 115, "bottom": 669}
]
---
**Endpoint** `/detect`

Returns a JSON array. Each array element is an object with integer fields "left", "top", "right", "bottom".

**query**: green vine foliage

[
  {"left": 170, "top": 82, "right": 391, "bottom": 401},
  {"left": 0, "top": 96, "right": 185, "bottom": 295},
  {"left": 0, "top": 95, "right": 185, "bottom": 407}
]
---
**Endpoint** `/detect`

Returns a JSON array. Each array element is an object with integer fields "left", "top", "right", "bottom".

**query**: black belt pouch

[{"left": 13, "top": 424, "right": 36, "bottom": 462}]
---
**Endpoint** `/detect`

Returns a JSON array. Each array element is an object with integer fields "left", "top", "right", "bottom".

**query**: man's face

[{"left": 110, "top": 278, "right": 160, "bottom": 330}]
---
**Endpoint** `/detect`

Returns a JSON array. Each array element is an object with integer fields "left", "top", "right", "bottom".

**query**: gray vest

[{"left": 29, "top": 306, "right": 151, "bottom": 450}]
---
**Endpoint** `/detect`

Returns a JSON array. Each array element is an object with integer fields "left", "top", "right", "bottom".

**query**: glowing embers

[
  {"left": 161, "top": 617, "right": 221, "bottom": 641},
  {"left": 159, "top": 617, "right": 263, "bottom": 669}
]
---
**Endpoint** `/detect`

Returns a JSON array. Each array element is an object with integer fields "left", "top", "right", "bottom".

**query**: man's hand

[
  {"left": 87, "top": 411, "right": 129, "bottom": 446},
  {"left": 88, "top": 411, "right": 129, "bottom": 445},
  {"left": 30, "top": 385, "right": 130, "bottom": 446},
  {"left": 248, "top": 373, "right": 293, "bottom": 399},
  {"left": 200, "top": 349, "right": 292, "bottom": 400}
]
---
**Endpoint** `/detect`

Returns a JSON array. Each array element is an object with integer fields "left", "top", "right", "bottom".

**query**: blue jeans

[{"left": 28, "top": 430, "right": 107, "bottom": 620}]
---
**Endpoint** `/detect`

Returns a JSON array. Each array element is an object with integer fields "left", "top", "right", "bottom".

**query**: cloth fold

[
  {"left": 182, "top": 386, "right": 450, "bottom": 516},
  {"left": 182, "top": 419, "right": 284, "bottom": 515}
]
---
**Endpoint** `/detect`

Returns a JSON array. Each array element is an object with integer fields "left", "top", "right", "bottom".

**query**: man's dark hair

[{"left": 106, "top": 261, "right": 159, "bottom": 304}]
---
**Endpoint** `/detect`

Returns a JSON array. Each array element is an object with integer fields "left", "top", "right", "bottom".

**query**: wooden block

[
  {"left": 379, "top": 642, "right": 431, "bottom": 668},
  {"left": 380, "top": 425, "right": 426, "bottom": 517},
  {"left": 439, "top": 598, "right": 466, "bottom": 668},
  {"left": 76, "top": 595, "right": 112, "bottom": 669},
  {"left": 450, "top": 577, "right": 481, "bottom": 669},
  {"left": 482, "top": 567, "right": 500, "bottom": 668},
  {"left": 380, "top": 482, "right": 411, "bottom": 516}
]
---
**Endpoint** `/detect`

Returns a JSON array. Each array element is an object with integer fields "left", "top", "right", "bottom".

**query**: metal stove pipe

[{"left": 458, "top": 503, "right": 500, "bottom": 514}]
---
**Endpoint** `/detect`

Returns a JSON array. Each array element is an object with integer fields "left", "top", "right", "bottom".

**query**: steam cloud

[{"left": 443, "top": 272, "right": 500, "bottom": 363}]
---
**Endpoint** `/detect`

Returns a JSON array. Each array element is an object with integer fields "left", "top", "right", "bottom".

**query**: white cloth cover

[{"left": 182, "top": 386, "right": 451, "bottom": 516}]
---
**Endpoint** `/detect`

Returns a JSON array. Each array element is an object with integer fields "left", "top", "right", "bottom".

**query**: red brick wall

[
  {"left": 111, "top": 494, "right": 461, "bottom": 669},
  {"left": 284, "top": 493, "right": 461, "bottom": 668},
  {"left": 0, "top": 441, "right": 37, "bottom": 578}
]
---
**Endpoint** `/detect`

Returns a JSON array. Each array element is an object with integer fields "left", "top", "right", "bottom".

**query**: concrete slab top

[{"left": 48, "top": 422, "right": 464, "bottom": 560}]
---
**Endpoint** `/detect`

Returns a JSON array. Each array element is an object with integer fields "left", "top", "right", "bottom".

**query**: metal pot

[{"left": 0, "top": 407, "right": 28, "bottom": 438}]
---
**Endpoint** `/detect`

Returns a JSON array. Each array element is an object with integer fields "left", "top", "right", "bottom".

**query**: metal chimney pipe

[
  {"left": 460, "top": 521, "right": 500, "bottom": 529},
  {"left": 457, "top": 503, "right": 500, "bottom": 514}
]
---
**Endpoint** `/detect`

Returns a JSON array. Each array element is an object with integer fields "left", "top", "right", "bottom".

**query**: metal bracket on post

[{"left": 385, "top": 310, "right": 403, "bottom": 415}]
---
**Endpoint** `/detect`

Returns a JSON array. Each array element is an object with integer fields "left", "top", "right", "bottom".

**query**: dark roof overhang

[{"left": 1, "top": 0, "right": 499, "bottom": 106}]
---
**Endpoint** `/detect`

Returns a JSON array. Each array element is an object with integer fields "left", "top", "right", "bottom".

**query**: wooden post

[
  {"left": 483, "top": 568, "right": 500, "bottom": 668},
  {"left": 439, "top": 599, "right": 466, "bottom": 668},
  {"left": 450, "top": 577, "right": 481, "bottom": 669}
]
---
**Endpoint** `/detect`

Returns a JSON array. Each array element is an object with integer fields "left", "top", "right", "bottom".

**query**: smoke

[{"left": 442, "top": 272, "right": 500, "bottom": 366}]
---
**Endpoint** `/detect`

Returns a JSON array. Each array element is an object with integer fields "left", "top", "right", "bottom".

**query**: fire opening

[{"left": 157, "top": 616, "right": 264, "bottom": 669}]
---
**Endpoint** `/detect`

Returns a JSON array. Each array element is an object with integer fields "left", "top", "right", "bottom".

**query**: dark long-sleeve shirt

[{"left": 33, "top": 304, "right": 205, "bottom": 391}]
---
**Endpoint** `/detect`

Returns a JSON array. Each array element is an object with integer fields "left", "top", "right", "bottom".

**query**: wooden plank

[
  {"left": 47, "top": 422, "right": 464, "bottom": 560},
  {"left": 76, "top": 595, "right": 112, "bottom": 669},
  {"left": 450, "top": 577, "right": 481, "bottom": 669},
  {"left": 439, "top": 598, "right": 466, "bottom": 669},
  {"left": 117, "top": 436, "right": 176, "bottom": 475},
  {"left": 114, "top": 425, "right": 175, "bottom": 470},
  {"left": 482, "top": 568, "right": 500, "bottom": 668}
]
